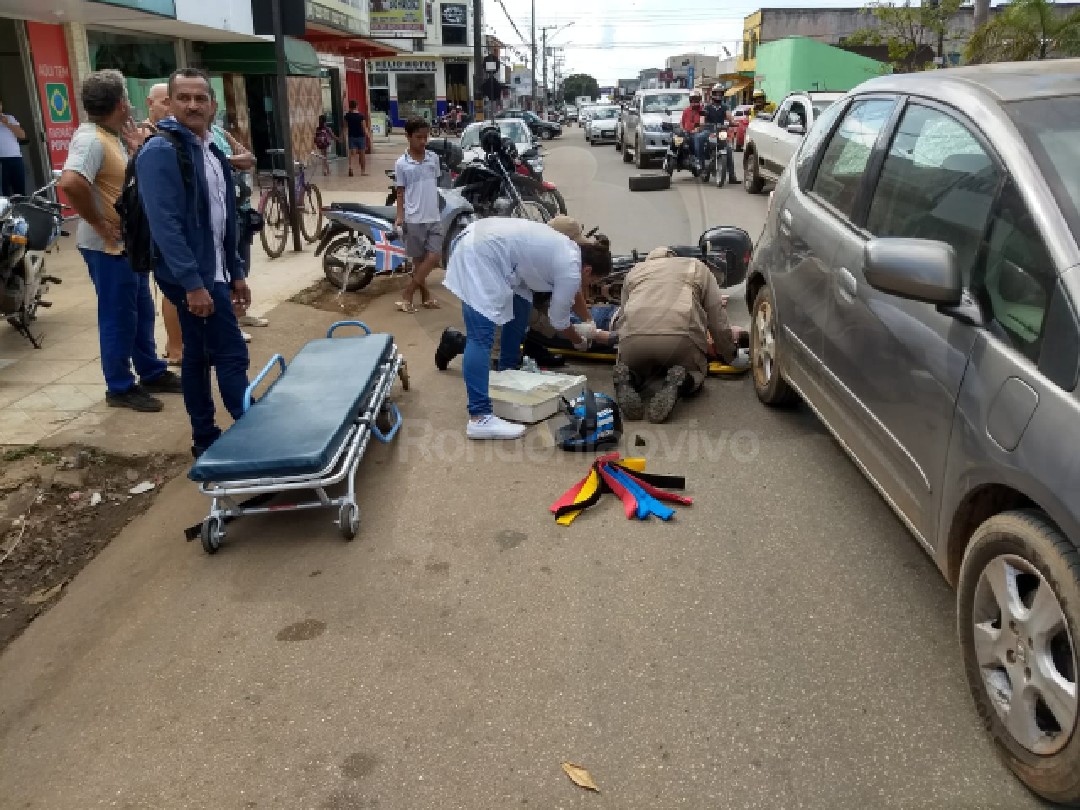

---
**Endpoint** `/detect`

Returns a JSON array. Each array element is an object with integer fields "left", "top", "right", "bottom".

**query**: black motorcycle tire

[
  {"left": 628, "top": 174, "right": 670, "bottom": 192},
  {"left": 540, "top": 188, "right": 567, "bottom": 216},
  {"left": 322, "top": 235, "right": 375, "bottom": 292},
  {"left": 716, "top": 150, "right": 727, "bottom": 188},
  {"left": 663, "top": 155, "right": 675, "bottom": 177}
]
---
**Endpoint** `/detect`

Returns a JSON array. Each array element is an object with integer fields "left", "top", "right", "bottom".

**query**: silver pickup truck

[
  {"left": 742, "top": 91, "right": 844, "bottom": 193},
  {"left": 617, "top": 89, "right": 693, "bottom": 169}
]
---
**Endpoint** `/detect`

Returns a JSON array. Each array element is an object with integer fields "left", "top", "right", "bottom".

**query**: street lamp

[{"left": 540, "top": 21, "right": 574, "bottom": 108}]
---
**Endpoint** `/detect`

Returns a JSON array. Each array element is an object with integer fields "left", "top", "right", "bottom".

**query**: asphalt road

[{"left": 0, "top": 129, "right": 1050, "bottom": 810}]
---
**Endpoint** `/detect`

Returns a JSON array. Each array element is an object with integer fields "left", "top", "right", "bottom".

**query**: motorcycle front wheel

[
  {"left": 539, "top": 188, "right": 567, "bottom": 216},
  {"left": 515, "top": 197, "right": 552, "bottom": 224},
  {"left": 663, "top": 155, "right": 674, "bottom": 177},
  {"left": 715, "top": 151, "right": 727, "bottom": 188},
  {"left": 322, "top": 234, "right": 376, "bottom": 291}
]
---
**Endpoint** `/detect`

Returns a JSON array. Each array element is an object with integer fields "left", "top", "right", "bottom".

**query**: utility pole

[
  {"left": 472, "top": 0, "right": 484, "bottom": 119},
  {"left": 271, "top": 0, "right": 301, "bottom": 252},
  {"left": 529, "top": 0, "right": 536, "bottom": 110},
  {"left": 541, "top": 27, "right": 547, "bottom": 111}
]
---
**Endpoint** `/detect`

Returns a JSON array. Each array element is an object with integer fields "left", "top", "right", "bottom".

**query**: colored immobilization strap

[{"left": 550, "top": 454, "right": 684, "bottom": 524}]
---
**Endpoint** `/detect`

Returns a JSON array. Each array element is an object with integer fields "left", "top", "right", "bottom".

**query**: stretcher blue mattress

[{"left": 189, "top": 333, "right": 394, "bottom": 483}]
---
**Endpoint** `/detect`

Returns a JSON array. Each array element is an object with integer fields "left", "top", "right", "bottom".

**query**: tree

[
  {"left": 562, "top": 73, "right": 600, "bottom": 104},
  {"left": 965, "top": 0, "right": 1080, "bottom": 62},
  {"left": 846, "top": 0, "right": 964, "bottom": 72}
]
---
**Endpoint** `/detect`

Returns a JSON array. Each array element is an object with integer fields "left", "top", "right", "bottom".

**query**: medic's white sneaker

[{"left": 467, "top": 414, "right": 526, "bottom": 440}]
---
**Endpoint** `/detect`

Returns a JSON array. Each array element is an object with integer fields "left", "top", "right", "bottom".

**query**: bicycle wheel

[
  {"left": 259, "top": 188, "right": 289, "bottom": 259},
  {"left": 300, "top": 183, "right": 323, "bottom": 243}
]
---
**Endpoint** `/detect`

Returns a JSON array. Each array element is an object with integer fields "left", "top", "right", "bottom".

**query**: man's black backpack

[{"left": 115, "top": 130, "right": 193, "bottom": 274}]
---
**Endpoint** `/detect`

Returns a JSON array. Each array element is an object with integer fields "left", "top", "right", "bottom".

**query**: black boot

[{"left": 435, "top": 327, "right": 467, "bottom": 371}]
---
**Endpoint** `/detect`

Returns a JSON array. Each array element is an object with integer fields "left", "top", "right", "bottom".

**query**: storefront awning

[
  {"left": 197, "top": 37, "right": 321, "bottom": 77},
  {"left": 725, "top": 80, "right": 752, "bottom": 98}
]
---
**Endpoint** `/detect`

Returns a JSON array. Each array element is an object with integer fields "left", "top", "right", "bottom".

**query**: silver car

[{"left": 746, "top": 59, "right": 1080, "bottom": 804}]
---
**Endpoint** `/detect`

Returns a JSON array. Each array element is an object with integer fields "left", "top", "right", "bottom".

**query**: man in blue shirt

[{"left": 136, "top": 68, "right": 250, "bottom": 458}]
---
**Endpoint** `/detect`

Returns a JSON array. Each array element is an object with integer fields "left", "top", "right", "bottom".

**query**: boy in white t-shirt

[
  {"left": 0, "top": 97, "right": 27, "bottom": 197},
  {"left": 393, "top": 117, "right": 443, "bottom": 313}
]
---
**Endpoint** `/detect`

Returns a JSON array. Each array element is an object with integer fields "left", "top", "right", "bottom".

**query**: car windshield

[
  {"left": 643, "top": 93, "right": 690, "bottom": 114},
  {"left": 593, "top": 107, "right": 618, "bottom": 120},
  {"left": 460, "top": 121, "right": 532, "bottom": 150},
  {"left": 1006, "top": 98, "right": 1080, "bottom": 241}
]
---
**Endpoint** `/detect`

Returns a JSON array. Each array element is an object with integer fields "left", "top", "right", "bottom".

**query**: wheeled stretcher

[{"left": 186, "top": 321, "right": 408, "bottom": 554}]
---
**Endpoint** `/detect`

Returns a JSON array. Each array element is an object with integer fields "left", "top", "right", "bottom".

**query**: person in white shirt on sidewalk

[
  {"left": 443, "top": 217, "right": 612, "bottom": 440},
  {"left": 0, "top": 96, "right": 27, "bottom": 197}
]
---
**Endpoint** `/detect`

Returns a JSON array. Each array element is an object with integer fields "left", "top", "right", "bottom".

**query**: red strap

[{"left": 550, "top": 473, "right": 590, "bottom": 513}]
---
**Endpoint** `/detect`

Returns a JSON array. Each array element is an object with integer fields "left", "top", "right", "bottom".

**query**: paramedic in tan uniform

[{"left": 613, "top": 247, "right": 739, "bottom": 424}]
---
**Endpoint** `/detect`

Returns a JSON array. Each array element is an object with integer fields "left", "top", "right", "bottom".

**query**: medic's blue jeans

[{"left": 462, "top": 294, "right": 531, "bottom": 417}]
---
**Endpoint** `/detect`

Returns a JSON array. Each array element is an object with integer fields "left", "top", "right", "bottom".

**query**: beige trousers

[{"left": 617, "top": 334, "right": 708, "bottom": 390}]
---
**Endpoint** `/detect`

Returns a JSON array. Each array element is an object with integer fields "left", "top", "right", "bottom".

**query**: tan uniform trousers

[{"left": 617, "top": 334, "right": 708, "bottom": 391}]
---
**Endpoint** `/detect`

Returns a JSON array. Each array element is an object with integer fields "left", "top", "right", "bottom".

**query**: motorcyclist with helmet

[
  {"left": 694, "top": 83, "right": 738, "bottom": 183},
  {"left": 678, "top": 90, "right": 705, "bottom": 169}
]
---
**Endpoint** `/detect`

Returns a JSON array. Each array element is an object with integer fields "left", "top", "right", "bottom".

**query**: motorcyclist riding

[
  {"left": 694, "top": 83, "right": 738, "bottom": 183},
  {"left": 679, "top": 90, "right": 705, "bottom": 168}
]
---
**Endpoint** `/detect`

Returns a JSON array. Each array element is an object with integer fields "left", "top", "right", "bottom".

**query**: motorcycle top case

[{"left": 699, "top": 226, "right": 753, "bottom": 288}]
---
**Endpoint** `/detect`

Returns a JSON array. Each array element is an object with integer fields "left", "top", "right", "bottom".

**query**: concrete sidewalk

[{"left": 0, "top": 134, "right": 411, "bottom": 448}]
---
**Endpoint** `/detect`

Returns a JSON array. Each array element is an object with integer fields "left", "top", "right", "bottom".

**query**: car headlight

[{"left": 643, "top": 122, "right": 664, "bottom": 132}]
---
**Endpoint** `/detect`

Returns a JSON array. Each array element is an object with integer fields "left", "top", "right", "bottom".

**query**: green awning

[{"left": 198, "top": 37, "right": 322, "bottom": 77}]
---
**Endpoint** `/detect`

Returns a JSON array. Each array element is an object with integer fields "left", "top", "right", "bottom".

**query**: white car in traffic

[
  {"left": 586, "top": 105, "right": 620, "bottom": 144},
  {"left": 457, "top": 120, "right": 542, "bottom": 175}
]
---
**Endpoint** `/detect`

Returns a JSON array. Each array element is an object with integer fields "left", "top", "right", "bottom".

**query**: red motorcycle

[{"left": 512, "top": 145, "right": 567, "bottom": 216}]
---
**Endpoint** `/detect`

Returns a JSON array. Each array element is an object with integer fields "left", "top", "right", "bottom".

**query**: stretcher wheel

[
  {"left": 339, "top": 502, "right": 360, "bottom": 542},
  {"left": 200, "top": 516, "right": 224, "bottom": 554},
  {"left": 628, "top": 174, "right": 670, "bottom": 192}
]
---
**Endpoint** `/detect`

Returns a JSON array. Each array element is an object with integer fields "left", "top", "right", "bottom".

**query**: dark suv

[
  {"left": 495, "top": 109, "right": 562, "bottom": 140},
  {"left": 746, "top": 60, "right": 1080, "bottom": 805}
]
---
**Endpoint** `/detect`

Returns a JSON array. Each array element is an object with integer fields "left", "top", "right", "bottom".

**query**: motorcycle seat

[{"left": 330, "top": 202, "right": 398, "bottom": 222}]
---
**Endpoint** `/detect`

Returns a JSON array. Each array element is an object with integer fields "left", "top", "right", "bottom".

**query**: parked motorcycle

[
  {"left": 698, "top": 124, "right": 736, "bottom": 188},
  {"left": 514, "top": 146, "right": 567, "bottom": 215},
  {"left": 451, "top": 129, "right": 553, "bottom": 223},
  {"left": 313, "top": 187, "right": 475, "bottom": 293},
  {"left": 661, "top": 125, "right": 700, "bottom": 178},
  {"left": 0, "top": 172, "right": 65, "bottom": 347}
]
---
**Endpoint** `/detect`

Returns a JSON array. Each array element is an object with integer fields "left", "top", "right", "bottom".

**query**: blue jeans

[
  {"left": 692, "top": 130, "right": 710, "bottom": 161},
  {"left": 80, "top": 248, "right": 168, "bottom": 394},
  {"left": 157, "top": 279, "right": 250, "bottom": 449},
  {"left": 0, "top": 156, "right": 26, "bottom": 197},
  {"left": 462, "top": 294, "right": 531, "bottom": 417}
]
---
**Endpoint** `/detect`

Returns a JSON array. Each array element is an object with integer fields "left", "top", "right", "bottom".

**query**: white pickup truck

[{"left": 742, "top": 91, "right": 844, "bottom": 193}]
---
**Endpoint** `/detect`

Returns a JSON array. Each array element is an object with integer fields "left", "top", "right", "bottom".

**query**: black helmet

[
  {"left": 557, "top": 388, "right": 623, "bottom": 452},
  {"left": 479, "top": 125, "right": 502, "bottom": 153}
]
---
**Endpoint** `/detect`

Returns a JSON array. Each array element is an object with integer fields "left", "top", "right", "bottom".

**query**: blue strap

[
  {"left": 370, "top": 402, "right": 402, "bottom": 443},
  {"left": 606, "top": 465, "right": 674, "bottom": 521}
]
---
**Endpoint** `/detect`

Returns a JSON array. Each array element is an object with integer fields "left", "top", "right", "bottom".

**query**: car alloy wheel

[
  {"left": 750, "top": 285, "right": 797, "bottom": 406},
  {"left": 958, "top": 511, "right": 1080, "bottom": 805}
]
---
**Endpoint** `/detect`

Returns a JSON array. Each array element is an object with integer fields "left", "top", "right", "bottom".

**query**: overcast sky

[{"left": 480, "top": 0, "right": 877, "bottom": 86}]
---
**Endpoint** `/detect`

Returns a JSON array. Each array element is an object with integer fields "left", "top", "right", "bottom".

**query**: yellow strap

[{"left": 555, "top": 458, "right": 646, "bottom": 525}]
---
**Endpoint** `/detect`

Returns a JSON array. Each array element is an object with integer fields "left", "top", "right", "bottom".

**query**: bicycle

[{"left": 256, "top": 148, "right": 323, "bottom": 258}]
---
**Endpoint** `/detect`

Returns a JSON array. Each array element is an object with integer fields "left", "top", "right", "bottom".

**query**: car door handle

[{"left": 838, "top": 267, "right": 857, "bottom": 301}]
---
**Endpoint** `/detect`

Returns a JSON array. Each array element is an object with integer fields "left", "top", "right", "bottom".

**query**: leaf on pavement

[
  {"left": 25, "top": 580, "right": 67, "bottom": 605},
  {"left": 562, "top": 761, "right": 600, "bottom": 792}
]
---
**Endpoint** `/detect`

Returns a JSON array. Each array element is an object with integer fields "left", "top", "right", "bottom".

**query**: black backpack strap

[{"left": 149, "top": 130, "right": 194, "bottom": 190}]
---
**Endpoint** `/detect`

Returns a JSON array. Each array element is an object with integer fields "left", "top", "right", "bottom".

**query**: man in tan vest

[{"left": 613, "top": 247, "right": 741, "bottom": 423}]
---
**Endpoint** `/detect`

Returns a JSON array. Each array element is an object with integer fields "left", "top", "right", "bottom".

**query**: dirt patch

[
  {"left": 290, "top": 275, "right": 407, "bottom": 317},
  {"left": 0, "top": 445, "right": 188, "bottom": 653}
]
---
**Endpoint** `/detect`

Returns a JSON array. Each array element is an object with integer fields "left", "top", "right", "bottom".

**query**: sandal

[
  {"left": 395, "top": 301, "right": 418, "bottom": 313},
  {"left": 421, "top": 299, "right": 441, "bottom": 309}
]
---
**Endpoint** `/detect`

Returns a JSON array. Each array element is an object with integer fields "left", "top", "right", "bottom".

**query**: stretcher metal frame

[{"left": 193, "top": 321, "right": 407, "bottom": 553}]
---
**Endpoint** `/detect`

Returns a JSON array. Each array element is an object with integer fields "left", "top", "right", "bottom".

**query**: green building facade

[{"left": 754, "top": 36, "right": 890, "bottom": 101}]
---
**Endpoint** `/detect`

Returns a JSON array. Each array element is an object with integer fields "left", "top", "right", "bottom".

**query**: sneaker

[
  {"left": 466, "top": 414, "right": 526, "bottom": 440},
  {"left": 647, "top": 365, "right": 687, "bottom": 424},
  {"left": 239, "top": 315, "right": 269, "bottom": 327},
  {"left": 141, "top": 369, "right": 183, "bottom": 395},
  {"left": 240, "top": 330, "right": 252, "bottom": 343},
  {"left": 613, "top": 362, "right": 644, "bottom": 421},
  {"left": 106, "top": 385, "right": 164, "bottom": 413}
]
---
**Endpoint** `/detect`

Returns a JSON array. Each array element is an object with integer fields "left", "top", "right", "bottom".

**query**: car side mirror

[
  {"left": 787, "top": 123, "right": 806, "bottom": 135},
  {"left": 864, "top": 238, "right": 962, "bottom": 306}
]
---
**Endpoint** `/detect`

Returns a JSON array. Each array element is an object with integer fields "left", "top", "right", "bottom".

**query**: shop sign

[
  {"left": 25, "top": 22, "right": 79, "bottom": 173},
  {"left": 369, "top": 0, "right": 426, "bottom": 38},
  {"left": 441, "top": 3, "right": 466, "bottom": 25},
  {"left": 369, "top": 58, "right": 438, "bottom": 73},
  {"left": 307, "top": 0, "right": 364, "bottom": 34}
]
